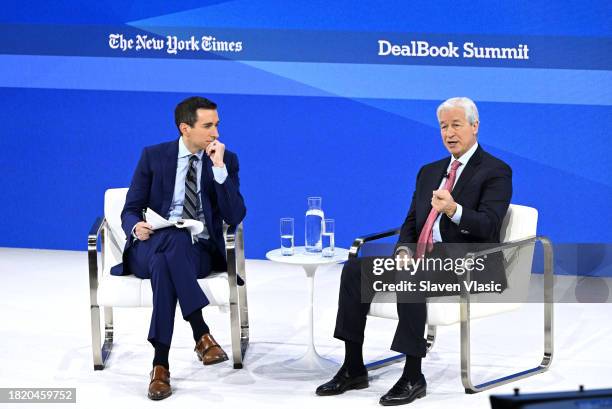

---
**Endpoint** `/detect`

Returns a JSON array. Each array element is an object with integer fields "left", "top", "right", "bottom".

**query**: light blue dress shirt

[{"left": 432, "top": 142, "right": 479, "bottom": 243}]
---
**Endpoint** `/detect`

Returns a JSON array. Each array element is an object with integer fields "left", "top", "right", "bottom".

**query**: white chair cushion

[
  {"left": 500, "top": 204, "right": 538, "bottom": 243},
  {"left": 102, "top": 188, "right": 129, "bottom": 270}
]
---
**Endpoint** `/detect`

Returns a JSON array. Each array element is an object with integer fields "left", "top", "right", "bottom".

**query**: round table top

[{"left": 266, "top": 246, "right": 350, "bottom": 266}]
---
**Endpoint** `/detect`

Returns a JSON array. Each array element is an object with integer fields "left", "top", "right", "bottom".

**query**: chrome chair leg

[
  {"left": 236, "top": 224, "right": 249, "bottom": 359},
  {"left": 460, "top": 237, "right": 554, "bottom": 393},
  {"left": 238, "top": 284, "right": 249, "bottom": 357},
  {"left": 228, "top": 284, "right": 243, "bottom": 369},
  {"left": 89, "top": 217, "right": 112, "bottom": 370},
  {"left": 225, "top": 223, "right": 248, "bottom": 369},
  {"left": 426, "top": 325, "right": 436, "bottom": 353},
  {"left": 104, "top": 306, "right": 114, "bottom": 344},
  {"left": 90, "top": 305, "right": 103, "bottom": 370}
]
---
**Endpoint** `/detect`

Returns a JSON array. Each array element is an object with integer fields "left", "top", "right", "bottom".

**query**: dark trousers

[
  {"left": 126, "top": 228, "right": 225, "bottom": 347},
  {"left": 333, "top": 257, "right": 428, "bottom": 358}
]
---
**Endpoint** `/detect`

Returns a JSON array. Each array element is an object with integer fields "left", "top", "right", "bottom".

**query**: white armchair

[
  {"left": 88, "top": 188, "right": 249, "bottom": 370},
  {"left": 352, "top": 204, "right": 554, "bottom": 393}
]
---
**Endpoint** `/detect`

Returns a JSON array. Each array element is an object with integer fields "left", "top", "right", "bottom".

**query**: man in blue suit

[{"left": 111, "top": 96, "right": 246, "bottom": 400}]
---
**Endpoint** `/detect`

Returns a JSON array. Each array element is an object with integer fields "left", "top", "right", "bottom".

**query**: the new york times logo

[{"left": 371, "top": 253, "right": 486, "bottom": 276}]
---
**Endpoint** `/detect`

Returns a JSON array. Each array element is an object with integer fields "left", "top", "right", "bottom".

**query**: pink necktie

[{"left": 415, "top": 160, "right": 462, "bottom": 259}]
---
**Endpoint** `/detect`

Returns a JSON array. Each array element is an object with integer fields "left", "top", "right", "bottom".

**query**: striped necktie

[{"left": 182, "top": 155, "right": 200, "bottom": 220}]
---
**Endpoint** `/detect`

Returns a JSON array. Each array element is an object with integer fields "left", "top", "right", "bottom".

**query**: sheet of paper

[
  {"left": 179, "top": 219, "right": 204, "bottom": 235},
  {"left": 145, "top": 208, "right": 204, "bottom": 236},
  {"left": 144, "top": 208, "right": 174, "bottom": 230}
]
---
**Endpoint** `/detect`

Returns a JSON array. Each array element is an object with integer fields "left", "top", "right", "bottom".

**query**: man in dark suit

[
  {"left": 111, "top": 96, "right": 246, "bottom": 400},
  {"left": 316, "top": 97, "right": 512, "bottom": 406}
]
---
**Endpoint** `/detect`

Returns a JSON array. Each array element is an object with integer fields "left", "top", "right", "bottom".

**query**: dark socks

[
  {"left": 344, "top": 340, "right": 367, "bottom": 376},
  {"left": 153, "top": 342, "right": 170, "bottom": 370},
  {"left": 401, "top": 355, "right": 422, "bottom": 382},
  {"left": 186, "top": 309, "right": 210, "bottom": 342}
]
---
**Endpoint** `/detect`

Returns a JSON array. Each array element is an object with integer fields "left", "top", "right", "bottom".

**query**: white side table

[{"left": 266, "top": 246, "right": 349, "bottom": 370}]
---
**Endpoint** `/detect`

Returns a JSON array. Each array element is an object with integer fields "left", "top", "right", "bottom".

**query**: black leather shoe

[
  {"left": 379, "top": 374, "right": 426, "bottom": 406},
  {"left": 315, "top": 366, "right": 369, "bottom": 396}
]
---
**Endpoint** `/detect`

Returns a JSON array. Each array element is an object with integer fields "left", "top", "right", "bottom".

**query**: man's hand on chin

[
  {"left": 431, "top": 189, "right": 457, "bottom": 218},
  {"left": 206, "top": 139, "right": 225, "bottom": 167}
]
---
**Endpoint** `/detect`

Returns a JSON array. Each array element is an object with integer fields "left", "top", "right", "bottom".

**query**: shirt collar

[
  {"left": 178, "top": 136, "right": 204, "bottom": 160},
  {"left": 450, "top": 141, "right": 479, "bottom": 168}
]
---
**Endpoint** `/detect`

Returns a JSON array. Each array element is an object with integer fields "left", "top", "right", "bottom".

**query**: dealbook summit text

[{"left": 378, "top": 40, "right": 530, "bottom": 60}]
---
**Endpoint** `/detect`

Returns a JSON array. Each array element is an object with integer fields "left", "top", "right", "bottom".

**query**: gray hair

[{"left": 436, "top": 97, "right": 479, "bottom": 125}]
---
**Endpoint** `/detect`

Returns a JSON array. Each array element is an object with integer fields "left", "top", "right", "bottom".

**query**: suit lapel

[
  {"left": 433, "top": 158, "right": 451, "bottom": 191},
  {"left": 420, "top": 159, "right": 449, "bottom": 224},
  {"left": 201, "top": 154, "right": 214, "bottom": 195},
  {"left": 200, "top": 155, "right": 214, "bottom": 230},
  {"left": 162, "top": 140, "right": 179, "bottom": 213},
  {"left": 451, "top": 145, "right": 483, "bottom": 198}
]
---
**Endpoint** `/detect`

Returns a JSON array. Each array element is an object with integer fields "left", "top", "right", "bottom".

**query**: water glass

[
  {"left": 322, "top": 218, "right": 335, "bottom": 257},
  {"left": 280, "top": 218, "right": 294, "bottom": 256}
]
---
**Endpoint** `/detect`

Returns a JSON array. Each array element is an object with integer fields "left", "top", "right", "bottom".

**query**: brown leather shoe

[
  {"left": 194, "top": 333, "right": 228, "bottom": 365},
  {"left": 148, "top": 365, "right": 172, "bottom": 400}
]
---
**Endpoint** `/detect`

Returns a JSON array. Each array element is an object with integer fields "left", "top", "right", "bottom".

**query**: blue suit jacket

[{"left": 110, "top": 139, "right": 246, "bottom": 276}]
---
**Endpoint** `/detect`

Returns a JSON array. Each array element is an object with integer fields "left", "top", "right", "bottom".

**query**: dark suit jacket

[
  {"left": 110, "top": 139, "right": 246, "bottom": 276},
  {"left": 397, "top": 145, "right": 512, "bottom": 287}
]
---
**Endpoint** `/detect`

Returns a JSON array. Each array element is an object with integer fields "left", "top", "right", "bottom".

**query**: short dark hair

[{"left": 174, "top": 96, "right": 218, "bottom": 134}]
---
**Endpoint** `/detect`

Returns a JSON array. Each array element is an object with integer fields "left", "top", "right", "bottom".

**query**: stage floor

[{"left": 0, "top": 247, "right": 610, "bottom": 408}]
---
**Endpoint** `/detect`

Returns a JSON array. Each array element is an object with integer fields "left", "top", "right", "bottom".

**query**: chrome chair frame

[
  {"left": 88, "top": 217, "right": 250, "bottom": 370},
  {"left": 350, "top": 228, "right": 554, "bottom": 393}
]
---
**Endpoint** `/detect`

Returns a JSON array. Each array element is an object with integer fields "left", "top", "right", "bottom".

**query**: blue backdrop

[{"left": 1, "top": 1, "right": 611, "bottom": 264}]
